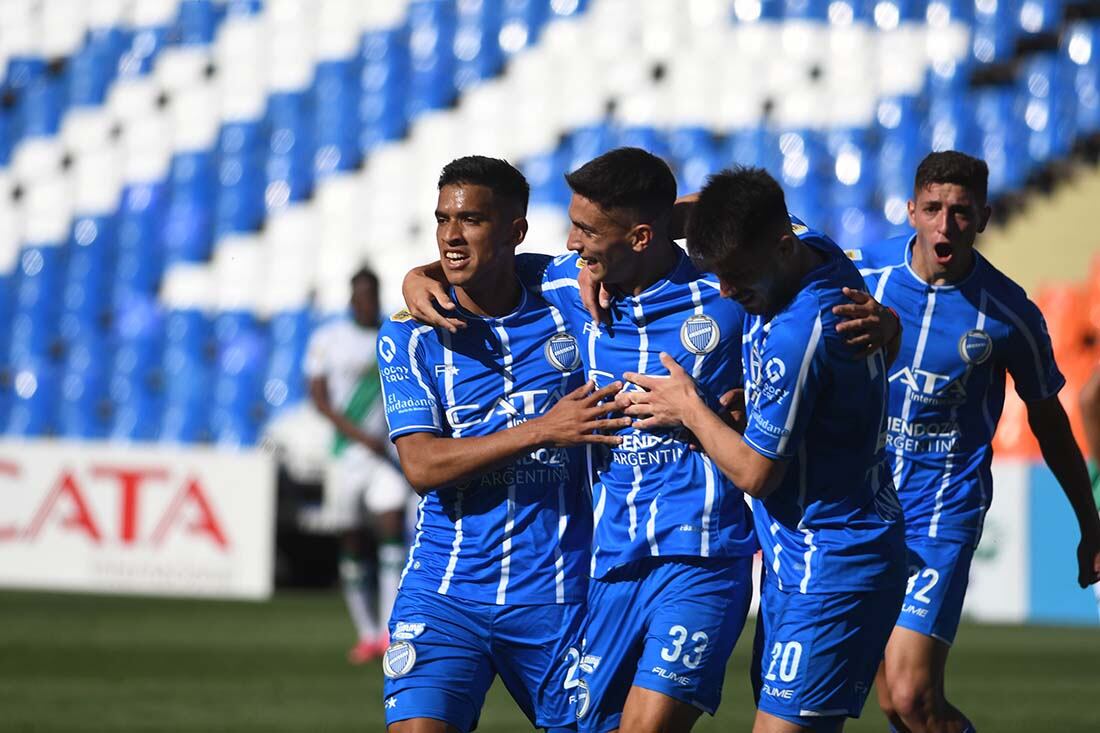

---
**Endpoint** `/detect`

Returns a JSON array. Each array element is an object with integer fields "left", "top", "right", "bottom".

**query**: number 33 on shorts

[{"left": 659, "top": 625, "right": 710, "bottom": 669}]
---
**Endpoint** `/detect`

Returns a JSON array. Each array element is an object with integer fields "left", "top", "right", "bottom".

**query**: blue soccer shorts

[
  {"left": 575, "top": 556, "right": 754, "bottom": 733},
  {"left": 382, "top": 588, "right": 585, "bottom": 731},
  {"left": 895, "top": 537, "right": 975, "bottom": 645},
  {"left": 752, "top": 577, "right": 905, "bottom": 730}
]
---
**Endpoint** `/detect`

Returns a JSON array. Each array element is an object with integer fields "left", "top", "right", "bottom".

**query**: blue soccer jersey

[
  {"left": 517, "top": 249, "right": 758, "bottom": 579},
  {"left": 378, "top": 286, "right": 592, "bottom": 605},
  {"left": 742, "top": 228, "right": 907, "bottom": 594},
  {"left": 854, "top": 235, "right": 1065, "bottom": 545}
]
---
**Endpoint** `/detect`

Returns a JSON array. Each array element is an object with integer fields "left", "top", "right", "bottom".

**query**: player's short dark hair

[
  {"left": 564, "top": 147, "right": 677, "bottom": 222},
  {"left": 350, "top": 266, "right": 379, "bottom": 290},
  {"left": 438, "top": 155, "right": 529, "bottom": 214},
  {"left": 686, "top": 166, "right": 790, "bottom": 271},
  {"left": 913, "top": 151, "right": 989, "bottom": 205}
]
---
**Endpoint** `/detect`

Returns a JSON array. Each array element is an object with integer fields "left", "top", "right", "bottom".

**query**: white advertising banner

[
  {"left": 0, "top": 440, "right": 275, "bottom": 600},
  {"left": 963, "top": 460, "right": 1029, "bottom": 624}
]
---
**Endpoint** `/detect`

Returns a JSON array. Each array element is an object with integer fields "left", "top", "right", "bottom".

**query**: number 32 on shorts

[{"left": 660, "top": 625, "right": 709, "bottom": 669}]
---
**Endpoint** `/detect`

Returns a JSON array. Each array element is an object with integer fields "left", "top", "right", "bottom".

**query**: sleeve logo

[
  {"left": 957, "top": 329, "right": 992, "bottom": 365},
  {"left": 765, "top": 357, "right": 786, "bottom": 383},
  {"left": 379, "top": 336, "right": 397, "bottom": 363},
  {"left": 545, "top": 333, "right": 582, "bottom": 372},
  {"left": 680, "top": 314, "right": 720, "bottom": 355}
]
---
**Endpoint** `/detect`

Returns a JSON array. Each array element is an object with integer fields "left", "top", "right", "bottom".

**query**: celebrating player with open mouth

[{"left": 851, "top": 151, "right": 1100, "bottom": 733}]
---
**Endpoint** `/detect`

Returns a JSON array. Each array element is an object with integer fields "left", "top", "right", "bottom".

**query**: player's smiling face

[
  {"left": 566, "top": 194, "right": 644, "bottom": 287},
  {"left": 908, "top": 182, "right": 990, "bottom": 285},
  {"left": 435, "top": 183, "right": 524, "bottom": 290}
]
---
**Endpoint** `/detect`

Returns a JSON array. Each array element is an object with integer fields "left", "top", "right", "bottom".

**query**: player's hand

[
  {"left": 832, "top": 288, "right": 899, "bottom": 357},
  {"left": 620, "top": 353, "right": 700, "bottom": 430},
  {"left": 534, "top": 381, "right": 631, "bottom": 447},
  {"left": 578, "top": 266, "right": 613, "bottom": 326},
  {"left": 719, "top": 388, "right": 747, "bottom": 434},
  {"left": 402, "top": 264, "right": 466, "bottom": 333},
  {"left": 1077, "top": 531, "right": 1100, "bottom": 588}
]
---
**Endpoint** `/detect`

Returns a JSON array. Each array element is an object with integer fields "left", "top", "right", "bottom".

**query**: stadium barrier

[
  {"left": 966, "top": 461, "right": 1100, "bottom": 626},
  {"left": 0, "top": 439, "right": 275, "bottom": 600}
]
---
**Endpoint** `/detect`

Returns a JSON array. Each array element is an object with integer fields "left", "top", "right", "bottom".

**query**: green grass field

[{"left": 1, "top": 590, "right": 1098, "bottom": 732}]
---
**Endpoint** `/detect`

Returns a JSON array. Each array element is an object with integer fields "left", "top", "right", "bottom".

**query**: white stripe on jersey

[
  {"left": 688, "top": 280, "right": 707, "bottom": 379},
  {"left": 894, "top": 292, "right": 938, "bottom": 489},
  {"left": 438, "top": 490, "right": 464, "bottom": 595},
  {"left": 799, "top": 529, "right": 817, "bottom": 594},
  {"left": 548, "top": 304, "right": 570, "bottom": 604},
  {"left": 646, "top": 496, "right": 660, "bottom": 556},
  {"left": 633, "top": 301, "right": 649, "bottom": 373},
  {"left": 930, "top": 299, "right": 987, "bottom": 537},
  {"left": 700, "top": 454, "right": 716, "bottom": 557},
  {"left": 496, "top": 485, "right": 517, "bottom": 604},
  {"left": 441, "top": 330, "right": 460, "bottom": 437},
  {"left": 407, "top": 325, "right": 441, "bottom": 430},
  {"left": 495, "top": 325, "right": 514, "bottom": 393},
  {"left": 985, "top": 290, "right": 1052, "bottom": 396},
  {"left": 399, "top": 496, "right": 426, "bottom": 587},
  {"left": 778, "top": 313, "right": 823, "bottom": 456},
  {"left": 555, "top": 483, "right": 567, "bottom": 604},
  {"left": 769, "top": 520, "right": 784, "bottom": 591},
  {"left": 543, "top": 278, "right": 580, "bottom": 293},
  {"left": 591, "top": 480, "right": 606, "bottom": 577},
  {"left": 627, "top": 464, "right": 643, "bottom": 541}
]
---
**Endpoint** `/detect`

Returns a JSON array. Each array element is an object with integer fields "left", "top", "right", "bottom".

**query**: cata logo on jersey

[
  {"left": 957, "top": 329, "right": 993, "bottom": 365},
  {"left": 544, "top": 333, "right": 581, "bottom": 372},
  {"left": 680, "top": 314, "right": 720, "bottom": 355}
]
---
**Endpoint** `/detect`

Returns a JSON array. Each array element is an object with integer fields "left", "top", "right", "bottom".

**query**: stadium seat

[
  {"left": 5, "top": 359, "right": 60, "bottom": 437},
  {"left": 59, "top": 337, "right": 113, "bottom": 438},
  {"left": 454, "top": 0, "right": 504, "bottom": 91},
  {"left": 1064, "top": 21, "right": 1100, "bottom": 136},
  {"left": 406, "top": 0, "right": 458, "bottom": 118},
  {"left": 359, "top": 27, "right": 411, "bottom": 153}
]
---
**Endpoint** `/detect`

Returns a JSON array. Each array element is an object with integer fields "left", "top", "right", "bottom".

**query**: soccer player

[
  {"left": 378, "top": 155, "right": 629, "bottom": 733},
  {"left": 851, "top": 151, "right": 1100, "bottom": 733},
  {"left": 305, "top": 267, "right": 411, "bottom": 663},
  {"left": 408, "top": 148, "right": 759, "bottom": 732},
  {"left": 620, "top": 166, "right": 908, "bottom": 733},
  {"left": 405, "top": 148, "right": 904, "bottom": 733}
]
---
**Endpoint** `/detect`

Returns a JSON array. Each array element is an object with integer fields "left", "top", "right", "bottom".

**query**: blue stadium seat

[
  {"left": 774, "top": 129, "right": 830, "bottom": 231},
  {"left": 109, "top": 294, "right": 165, "bottom": 441},
  {"left": 10, "top": 247, "right": 67, "bottom": 361},
  {"left": 160, "top": 357, "right": 213, "bottom": 443},
  {"left": 721, "top": 126, "right": 778, "bottom": 171},
  {"left": 876, "top": 96, "right": 925, "bottom": 231},
  {"left": 973, "top": 85, "right": 1028, "bottom": 195},
  {"left": 359, "top": 28, "right": 411, "bottom": 153},
  {"left": 265, "top": 91, "right": 314, "bottom": 209},
  {"left": 164, "top": 308, "right": 214, "bottom": 364},
  {"left": 925, "top": 94, "right": 982, "bottom": 156},
  {"left": 115, "top": 182, "right": 169, "bottom": 300},
  {"left": 19, "top": 66, "right": 67, "bottom": 139},
  {"left": 454, "top": 0, "right": 504, "bottom": 91},
  {"left": 1016, "top": 0, "right": 1063, "bottom": 35},
  {"left": 406, "top": 0, "right": 458, "bottom": 117},
  {"left": 783, "top": 0, "right": 829, "bottom": 20},
  {"left": 567, "top": 122, "right": 616, "bottom": 172},
  {"left": 668, "top": 127, "right": 719, "bottom": 197},
  {"left": 617, "top": 126, "right": 671, "bottom": 161},
  {"left": 5, "top": 359, "right": 60, "bottom": 437},
  {"left": 176, "top": 0, "right": 222, "bottom": 46},
  {"left": 59, "top": 337, "right": 113, "bottom": 438},
  {"left": 1018, "top": 53, "right": 1077, "bottom": 166},
  {"left": 826, "top": 127, "right": 877, "bottom": 212},
  {"left": 313, "top": 59, "right": 361, "bottom": 178},
  {"left": 523, "top": 146, "right": 572, "bottom": 208},
  {"left": 263, "top": 342, "right": 306, "bottom": 418},
  {"left": 499, "top": 0, "right": 550, "bottom": 57},
  {"left": 972, "top": 4, "right": 1021, "bottom": 65},
  {"left": 211, "top": 327, "right": 270, "bottom": 446},
  {"left": 117, "top": 26, "right": 172, "bottom": 77},
  {"left": 215, "top": 121, "right": 265, "bottom": 236},
  {"left": 1064, "top": 21, "right": 1100, "bottom": 135},
  {"left": 164, "top": 151, "right": 217, "bottom": 264}
]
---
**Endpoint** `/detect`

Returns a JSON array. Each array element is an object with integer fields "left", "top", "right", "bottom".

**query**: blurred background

[{"left": 1, "top": 0, "right": 1099, "bottom": 730}]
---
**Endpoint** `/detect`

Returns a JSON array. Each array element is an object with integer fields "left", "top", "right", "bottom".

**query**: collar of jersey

[
  {"left": 607, "top": 246, "right": 693, "bottom": 304},
  {"left": 899, "top": 233, "right": 985, "bottom": 292},
  {"left": 447, "top": 278, "right": 529, "bottom": 323}
]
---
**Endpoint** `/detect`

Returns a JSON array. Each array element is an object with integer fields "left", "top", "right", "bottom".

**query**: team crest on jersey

[
  {"left": 392, "top": 622, "right": 426, "bottom": 640},
  {"left": 575, "top": 679, "right": 591, "bottom": 719},
  {"left": 958, "top": 329, "right": 993, "bottom": 365},
  {"left": 680, "top": 314, "right": 720, "bottom": 355},
  {"left": 390, "top": 309, "right": 415, "bottom": 323},
  {"left": 545, "top": 333, "right": 581, "bottom": 372},
  {"left": 382, "top": 641, "right": 417, "bottom": 678}
]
